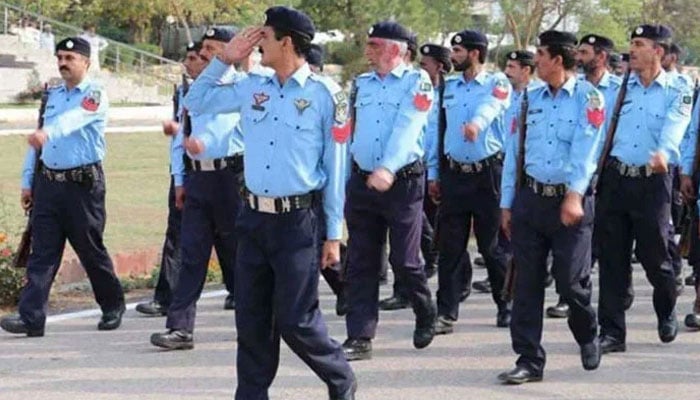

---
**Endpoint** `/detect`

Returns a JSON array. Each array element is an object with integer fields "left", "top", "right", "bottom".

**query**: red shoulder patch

[
  {"left": 81, "top": 92, "right": 100, "bottom": 112},
  {"left": 587, "top": 108, "right": 605, "bottom": 129},
  {"left": 413, "top": 93, "right": 432, "bottom": 111},
  {"left": 332, "top": 118, "right": 352, "bottom": 143}
]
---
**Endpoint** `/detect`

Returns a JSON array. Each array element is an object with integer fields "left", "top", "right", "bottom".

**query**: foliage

[{"left": 0, "top": 232, "right": 25, "bottom": 307}]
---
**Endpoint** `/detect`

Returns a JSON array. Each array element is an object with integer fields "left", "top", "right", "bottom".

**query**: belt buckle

[
  {"left": 199, "top": 159, "right": 215, "bottom": 171},
  {"left": 55, "top": 172, "right": 66, "bottom": 182},
  {"left": 462, "top": 163, "right": 473, "bottom": 173},
  {"left": 257, "top": 196, "right": 277, "bottom": 214},
  {"left": 628, "top": 166, "right": 640, "bottom": 178},
  {"left": 543, "top": 185, "right": 556, "bottom": 197},
  {"left": 475, "top": 162, "right": 483, "bottom": 173}
]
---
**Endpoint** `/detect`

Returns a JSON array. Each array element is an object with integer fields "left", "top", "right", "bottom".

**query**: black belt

[
  {"left": 185, "top": 154, "right": 243, "bottom": 172},
  {"left": 40, "top": 162, "right": 100, "bottom": 184},
  {"left": 352, "top": 160, "right": 424, "bottom": 179},
  {"left": 607, "top": 157, "right": 653, "bottom": 178},
  {"left": 447, "top": 152, "right": 503, "bottom": 174},
  {"left": 524, "top": 175, "right": 567, "bottom": 197},
  {"left": 242, "top": 187, "right": 316, "bottom": 214}
]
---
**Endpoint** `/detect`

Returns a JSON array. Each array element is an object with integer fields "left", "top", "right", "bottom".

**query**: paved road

[{"left": 1, "top": 265, "right": 700, "bottom": 400}]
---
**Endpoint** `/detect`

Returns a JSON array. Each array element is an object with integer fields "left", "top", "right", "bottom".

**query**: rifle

[
  {"left": 172, "top": 83, "right": 179, "bottom": 122},
  {"left": 431, "top": 73, "right": 447, "bottom": 246},
  {"left": 12, "top": 84, "right": 50, "bottom": 269},
  {"left": 339, "top": 79, "right": 358, "bottom": 282},
  {"left": 593, "top": 69, "right": 632, "bottom": 192},
  {"left": 502, "top": 87, "right": 529, "bottom": 302}
]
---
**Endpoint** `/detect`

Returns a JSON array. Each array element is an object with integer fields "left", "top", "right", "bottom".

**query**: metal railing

[{"left": 1, "top": 0, "right": 179, "bottom": 97}]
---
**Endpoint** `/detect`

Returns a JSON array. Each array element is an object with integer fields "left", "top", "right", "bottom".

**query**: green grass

[{"left": 0, "top": 132, "right": 171, "bottom": 252}]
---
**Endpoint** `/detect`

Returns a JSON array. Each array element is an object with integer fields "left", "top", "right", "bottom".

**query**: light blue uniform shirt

[
  {"left": 501, "top": 76, "right": 605, "bottom": 208},
  {"left": 423, "top": 86, "right": 440, "bottom": 179},
  {"left": 184, "top": 58, "right": 349, "bottom": 240},
  {"left": 351, "top": 63, "right": 433, "bottom": 174},
  {"left": 426, "top": 71, "right": 510, "bottom": 180},
  {"left": 502, "top": 80, "right": 545, "bottom": 151},
  {"left": 578, "top": 71, "right": 622, "bottom": 134},
  {"left": 609, "top": 70, "right": 691, "bottom": 167},
  {"left": 681, "top": 98, "right": 700, "bottom": 176},
  {"left": 21, "top": 79, "right": 108, "bottom": 189}
]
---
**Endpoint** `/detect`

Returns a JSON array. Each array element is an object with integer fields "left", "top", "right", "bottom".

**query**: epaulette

[{"left": 309, "top": 73, "right": 348, "bottom": 124}]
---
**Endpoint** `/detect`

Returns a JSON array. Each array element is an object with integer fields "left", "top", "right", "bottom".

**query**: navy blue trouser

[
  {"left": 344, "top": 171, "right": 434, "bottom": 339},
  {"left": 596, "top": 165, "right": 677, "bottom": 342},
  {"left": 165, "top": 167, "right": 242, "bottom": 332},
  {"left": 510, "top": 185, "right": 597, "bottom": 374},
  {"left": 152, "top": 176, "right": 182, "bottom": 307},
  {"left": 234, "top": 205, "right": 355, "bottom": 400},
  {"left": 19, "top": 167, "right": 124, "bottom": 329},
  {"left": 437, "top": 164, "right": 510, "bottom": 321}
]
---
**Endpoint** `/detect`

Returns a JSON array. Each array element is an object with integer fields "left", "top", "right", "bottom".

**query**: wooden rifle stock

[{"left": 12, "top": 84, "right": 49, "bottom": 269}]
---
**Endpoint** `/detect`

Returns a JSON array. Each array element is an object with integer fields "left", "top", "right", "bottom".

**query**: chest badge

[
  {"left": 294, "top": 98, "right": 311, "bottom": 115},
  {"left": 252, "top": 92, "right": 270, "bottom": 111}
]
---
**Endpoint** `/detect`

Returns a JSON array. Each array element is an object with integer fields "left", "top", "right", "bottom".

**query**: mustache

[{"left": 59, "top": 66, "right": 69, "bottom": 71}]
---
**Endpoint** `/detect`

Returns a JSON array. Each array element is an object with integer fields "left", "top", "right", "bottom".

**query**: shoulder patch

[
  {"left": 81, "top": 90, "right": 102, "bottom": 112},
  {"left": 313, "top": 75, "right": 351, "bottom": 143},
  {"left": 586, "top": 90, "right": 605, "bottom": 129},
  {"left": 681, "top": 93, "right": 693, "bottom": 116},
  {"left": 492, "top": 77, "right": 510, "bottom": 100}
]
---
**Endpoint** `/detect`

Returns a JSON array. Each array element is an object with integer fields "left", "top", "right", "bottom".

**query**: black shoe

[
  {"left": 459, "top": 287, "right": 471, "bottom": 302},
  {"left": 496, "top": 309, "right": 511, "bottom": 328},
  {"left": 98, "top": 305, "right": 125, "bottom": 331},
  {"left": 151, "top": 329, "right": 194, "bottom": 350},
  {"left": 378, "top": 295, "right": 410, "bottom": 311},
  {"left": 685, "top": 312, "right": 700, "bottom": 329},
  {"left": 434, "top": 316, "right": 454, "bottom": 335},
  {"left": 658, "top": 314, "right": 679, "bottom": 343},
  {"left": 580, "top": 339, "right": 601, "bottom": 371},
  {"left": 224, "top": 294, "right": 236, "bottom": 310},
  {"left": 335, "top": 292, "right": 348, "bottom": 317},
  {"left": 413, "top": 307, "right": 436, "bottom": 349},
  {"left": 472, "top": 279, "right": 491, "bottom": 293},
  {"left": 474, "top": 256, "right": 486, "bottom": 267},
  {"left": 545, "top": 301, "right": 569, "bottom": 318},
  {"left": 330, "top": 379, "right": 357, "bottom": 400},
  {"left": 342, "top": 338, "right": 372, "bottom": 361},
  {"left": 135, "top": 301, "right": 167, "bottom": 316},
  {"left": 685, "top": 274, "right": 696, "bottom": 286},
  {"left": 0, "top": 315, "right": 44, "bottom": 337},
  {"left": 599, "top": 335, "right": 626, "bottom": 354},
  {"left": 497, "top": 365, "right": 543, "bottom": 384}
]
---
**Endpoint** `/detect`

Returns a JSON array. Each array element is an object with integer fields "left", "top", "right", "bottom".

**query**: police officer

[
  {"left": 498, "top": 30, "right": 604, "bottom": 384},
  {"left": 342, "top": 20, "right": 437, "bottom": 361},
  {"left": 136, "top": 41, "right": 205, "bottom": 317},
  {"left": 184, "top": 7, "right": 357, "bottom": 399},
  {"left": 1, "top": 37, "right": 125, "bottom": 337},
  {"left": 681, "top": 95, "right": 700, "bottom": 329},
  {"left": 663, "top": 43, "right": 694, "bottom": 88},
  {"left": 428, "top": 30, "right": 512, "bottom": 335},
  {"left": 502, "top": 50, "right": 539, "bottom": 145},
  {"left": 544, "top": 34, "right": 624, "bottom": 319},
  {"left": 150, "top": 28, "right": 245, "bottom": 349},
  {"left": 597, "top": 24, "right": 691, "bottom": 354}
]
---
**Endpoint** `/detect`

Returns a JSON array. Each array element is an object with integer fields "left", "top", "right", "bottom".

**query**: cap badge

[
  {"left": 206, "top": 28, "right": 215, "bottom": 37},
  {"left": 635, "top": 27, "right": 643, "bottom": 35},
  {"left": 454, "top": 35, "right": 462, "bottom": 44},
  {"left": 66, "top": 40, "right": 74, "bottom": 49},
  {"left": 588, "top": 36, "right": 596, "bottom": 44}
]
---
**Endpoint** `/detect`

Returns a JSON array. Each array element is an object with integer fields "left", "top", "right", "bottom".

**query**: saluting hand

[
  {"left": 162, "top": 120, "right": 180, "bottom": 136},
  {"left": 367, "top": 168, "right": 395, "bottom": 192},
  {"left": 321, "top": 240, "right": 341, "bottom": 270},
  {"left": 28, "top": 129, "right": 48, "bottom": 149},
  {"left": 222, "top": 27, "right": 264, "bottom": 65},
  {"left": 560, "top": 192, "right": 584, "bottom": 227},
  {"left": 184, "top": 137, "right": 204, "bottom": 155},
  {"left": 648, "top": 151, "right": 668, "bottom": 174},
  {"left": 462, "top": 123, "right": 479, "bottom": 142}
]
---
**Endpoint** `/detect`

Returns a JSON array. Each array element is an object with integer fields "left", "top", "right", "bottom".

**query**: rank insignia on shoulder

[
  {"left": 252, "top": 92, "right": 270, "bottom": 111},
  {"left": 492, "top": 79, "right": 510, "bottom": 100},
  {"left": 294, "top": 98, "right": 311, "bottom": 115},
  {"left": 81, "top": 90, "right": 101, "bottom": 112},
  {"left": 413, "top": 93, "right": 432, "bottom": 111},
  {"left": 586, "top": 90, "right": 605, "bottom": 129}
]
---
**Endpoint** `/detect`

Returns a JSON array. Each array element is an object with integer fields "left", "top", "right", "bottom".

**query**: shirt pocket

[
  {"left": 555, "top": 115, "right": 577, "bottom": 143},
  {"left": 524, "top": 111, "right": 547, "bottom": 139}
]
